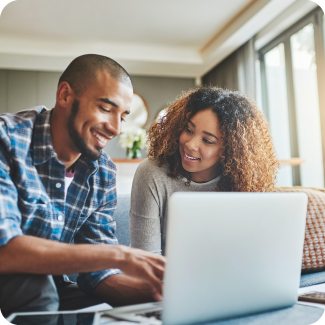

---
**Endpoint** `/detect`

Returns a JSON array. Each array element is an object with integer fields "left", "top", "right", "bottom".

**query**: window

[{"left": 259, "top": 8, "right": 325, "bottom": 187}]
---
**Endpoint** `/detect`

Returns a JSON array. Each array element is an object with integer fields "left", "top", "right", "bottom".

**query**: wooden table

[{"left": 278, "top": 158, "right": 305, "bottom": 166}]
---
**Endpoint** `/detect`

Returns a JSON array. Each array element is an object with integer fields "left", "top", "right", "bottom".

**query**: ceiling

[{"left": 0, "top": 0, "right": 316, "bottom": 77}]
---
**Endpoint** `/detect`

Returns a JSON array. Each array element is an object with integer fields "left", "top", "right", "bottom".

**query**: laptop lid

[{"left": 163, "top": 192, "right": 307, "bottom": 325}]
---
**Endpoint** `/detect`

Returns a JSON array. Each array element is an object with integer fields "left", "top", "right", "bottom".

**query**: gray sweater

[{"left": 129, "top": 158, "right": 220, "bottom": 255}]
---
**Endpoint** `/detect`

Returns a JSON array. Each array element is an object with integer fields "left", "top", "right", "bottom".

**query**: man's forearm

[
  {"left": 0, "top": 234, "right": 165, "bottom": 300},
  {"left": 0, "top": 235, "right": 125, "bottom": 275}
]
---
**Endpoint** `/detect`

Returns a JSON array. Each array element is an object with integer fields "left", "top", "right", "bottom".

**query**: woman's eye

[
  {"left": 203, "top": 138, "right": 213, "bottom": 144},
  {"left": 186, "top": 127, "right": 192, "bottom": 134}
]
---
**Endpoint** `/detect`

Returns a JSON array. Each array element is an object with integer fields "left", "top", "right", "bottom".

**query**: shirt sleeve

[
  {"left": 74, "top": 184, "right": 122, "bottom": 294},
  {"left": 129, "top": 160, "right": 162, "bottom": 255},
  {"left": 0, "top": 121, "right": 23, "bottom": 247}
]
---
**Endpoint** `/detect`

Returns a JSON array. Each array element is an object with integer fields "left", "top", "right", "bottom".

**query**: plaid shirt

[{"left": 0, "top": 106, "right": 122, "bottom": 293}]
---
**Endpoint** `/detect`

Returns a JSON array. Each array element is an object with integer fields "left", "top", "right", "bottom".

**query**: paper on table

[
  {"left": 100, "top": 317, "right": 137, "bottom": 325},
  {"left": 78, "top": 303, "right": 112, "bottom": 312}
]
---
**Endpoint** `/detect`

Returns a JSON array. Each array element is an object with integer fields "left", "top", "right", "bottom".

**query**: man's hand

[
  {"left": 92, "top": 273, "right": 162, "bottom": 307},
  {"left": 116, "top": 246, "right": 165, "bottom": 301}
]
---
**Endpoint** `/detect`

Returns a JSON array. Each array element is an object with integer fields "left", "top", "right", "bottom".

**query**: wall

[
  {"left": 0, "top": 70, "right": 60, "bottom": 112},
  {"left": 0, "top": 69, "right": 195, "bottom": 158}
]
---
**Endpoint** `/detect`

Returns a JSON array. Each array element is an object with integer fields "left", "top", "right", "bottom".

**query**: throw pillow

[{"left": 275, "top": 187, "right": 325, "bottom": 272}]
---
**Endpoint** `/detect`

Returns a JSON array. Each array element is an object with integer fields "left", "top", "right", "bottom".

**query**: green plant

[{"left": 118, "top": 128, "right": 147, "bottom": 159}]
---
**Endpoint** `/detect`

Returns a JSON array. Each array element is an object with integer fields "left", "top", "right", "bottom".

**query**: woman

[{"left": 129, "top": 87, "right": 278, "bottom": 255}]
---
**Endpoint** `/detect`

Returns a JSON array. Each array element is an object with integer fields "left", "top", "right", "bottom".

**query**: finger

[
  {"left": 151, "top": 287, "right": 163, "bottom": 302},
  {"left": 152, "top": 256, "right": 166, "bottom": 268},
  {"left": 139, "top": 249, "right": 166, "bottom": 265},
  {"left": 146, "top": 270, "right": 163, "bottom": 296},
  {"left": 145, "top": 256, "right": 166, "bottom": 273},
  {"left": 147, "top": 254, "right": 166, "bottom": 266},
  {"left": 143, "top": 258, "right": 165, "bottom": 279},
  {"left": 152, "top": 264, "right": 164, "bottom": 279}
]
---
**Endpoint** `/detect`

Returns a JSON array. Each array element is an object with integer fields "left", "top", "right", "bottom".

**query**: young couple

[
  {"left": 0, "top": 52, "right": 277, "bottom": 317},
  {"left": 130, "top": 87, "right": 279, "bottom": 255}
]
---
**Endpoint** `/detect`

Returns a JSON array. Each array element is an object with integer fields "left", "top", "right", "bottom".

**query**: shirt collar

[{"left": 78, "top": 155, "right": 99, "bottom": 176}]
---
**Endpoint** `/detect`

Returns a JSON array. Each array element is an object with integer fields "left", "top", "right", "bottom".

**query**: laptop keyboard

[
  {"left": 102, "top": 302, "right": 163, "bottom": 325},
  {"left": 137, "top": 309, "right": 162, "bottom": 320}
]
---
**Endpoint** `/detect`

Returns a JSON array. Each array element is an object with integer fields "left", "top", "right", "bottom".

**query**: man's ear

[{"left": 56, "top": 82, "right": 75, "bottom": 108}]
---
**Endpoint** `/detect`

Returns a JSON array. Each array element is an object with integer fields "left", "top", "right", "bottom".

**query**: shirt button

[
  {"left": 58, "top": 215, "right": 63, "bottom": 221},
  {"left": 56, "top": 183, "right": 62, "bottom": 188}
]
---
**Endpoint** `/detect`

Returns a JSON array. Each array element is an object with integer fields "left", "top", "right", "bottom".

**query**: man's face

[{"left": 67, "top": 71, "right": 133, "bottom": 160}]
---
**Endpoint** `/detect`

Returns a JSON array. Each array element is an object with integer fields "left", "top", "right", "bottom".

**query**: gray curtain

[{"left": 202, "top": 39, "right": 256, "bottom": 99}]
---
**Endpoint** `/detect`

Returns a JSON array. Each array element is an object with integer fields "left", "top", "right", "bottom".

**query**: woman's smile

[{"left": 184, "top": 152, "right": 200, "bottom": 162}]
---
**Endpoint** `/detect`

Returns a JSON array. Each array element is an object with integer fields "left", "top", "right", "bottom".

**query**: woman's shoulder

[
  {"left": 132, "top": 158, "right": 172, "bottom": 200},
  {"left": 136, "top": 158, "right": 169, "bottom": 178}
]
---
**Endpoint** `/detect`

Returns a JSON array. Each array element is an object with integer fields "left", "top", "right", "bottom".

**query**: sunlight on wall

[
  {"left": 291, "top": 24, "right": 324, "bottom": 187},
  {"left": 265, "top": 43, "right": 293, "bottom": 187}
]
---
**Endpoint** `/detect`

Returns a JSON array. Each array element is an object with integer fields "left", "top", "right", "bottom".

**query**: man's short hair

[{"left": 58, "top": 54, "right": 132, "bottom": 96}]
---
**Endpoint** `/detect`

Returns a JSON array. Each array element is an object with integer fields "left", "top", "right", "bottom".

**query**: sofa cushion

[
  {"left": 275, "top": 187, "right": 325, "bottom": 272},
  {"left": 114, "top": 194, "right": 131, "bottom": 246},
  {"left": 301, "top": 270, "right": 325, "bottom": 287}
]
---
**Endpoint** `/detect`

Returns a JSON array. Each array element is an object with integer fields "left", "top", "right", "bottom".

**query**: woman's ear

[{"left": 56, "top": 82, "right": 75, "bottom": 108}]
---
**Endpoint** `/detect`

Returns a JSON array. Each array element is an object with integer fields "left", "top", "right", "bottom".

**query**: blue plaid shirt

[{"left": 0, "top": 106, "right": 122, "bottom": 294}]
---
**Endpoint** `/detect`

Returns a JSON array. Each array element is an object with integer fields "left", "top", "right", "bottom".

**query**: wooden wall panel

[
  {"left": 7, "top": 70, "right": 37, "bottom": 114},
  {"left": 38, "top": 71, "right": 61, "bottom": 109},
  {"left": 0, "top": 70, "right": 7, "bottom": 114}
]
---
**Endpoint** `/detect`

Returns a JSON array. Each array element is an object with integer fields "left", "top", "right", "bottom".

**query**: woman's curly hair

[{"left": 147, "top": 86, "right": 279, "bottom": 192}]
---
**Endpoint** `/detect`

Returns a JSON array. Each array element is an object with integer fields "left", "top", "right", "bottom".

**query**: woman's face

[{"left": 179, "top": 108, "right": 223, "bottom": 183}]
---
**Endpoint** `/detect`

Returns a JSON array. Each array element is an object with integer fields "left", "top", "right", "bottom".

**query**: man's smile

[{"left": 91, "top": 130, "right": 113, "bottom": 147}]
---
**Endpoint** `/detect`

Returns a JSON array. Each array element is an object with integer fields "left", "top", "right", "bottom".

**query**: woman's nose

[{"left": 185, "top": 136, "right": 199, "bottom": 151}]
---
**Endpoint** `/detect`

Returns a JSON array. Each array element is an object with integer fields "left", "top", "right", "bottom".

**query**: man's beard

[{"left": 67, "top": 99, "right": 102, "bottom": 161}]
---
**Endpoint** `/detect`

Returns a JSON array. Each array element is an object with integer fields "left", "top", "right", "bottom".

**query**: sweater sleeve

[{"left": 129, "top": 159, "right": 162, "bottom": 255}]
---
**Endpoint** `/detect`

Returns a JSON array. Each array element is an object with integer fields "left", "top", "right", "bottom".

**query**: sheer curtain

[{"left": 202, "top": 39, "right": 256, "bottom": 99}]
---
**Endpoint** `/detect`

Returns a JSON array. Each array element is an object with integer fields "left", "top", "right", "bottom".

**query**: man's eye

[{"left": 100, "top": 106, "right": 110, "bottom": 113}]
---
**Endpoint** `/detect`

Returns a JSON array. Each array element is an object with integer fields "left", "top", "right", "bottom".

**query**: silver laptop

[{"left": 104, "top": 192, "right": 308, "bottom": 325}]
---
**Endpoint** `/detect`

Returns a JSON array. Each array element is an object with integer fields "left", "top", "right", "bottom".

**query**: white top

[{"left": 64, "top": 176, "right": 74, "bottom": 198}]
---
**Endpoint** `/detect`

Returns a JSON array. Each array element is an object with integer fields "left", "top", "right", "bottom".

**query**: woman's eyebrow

[
  {"left": 189, "top": 120, "right": 218, "bottom": 140},
  {"left": 203, "top": 131, "right": 218, "bottom": 140}
]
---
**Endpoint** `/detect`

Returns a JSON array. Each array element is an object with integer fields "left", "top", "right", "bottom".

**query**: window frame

[{"left": 258, "top": 7, "right": 325, "bottom": 186}]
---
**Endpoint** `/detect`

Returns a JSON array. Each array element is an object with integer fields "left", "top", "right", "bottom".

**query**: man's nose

[{"left": 105, "top": 115, "right": 121, "bottom": 138}]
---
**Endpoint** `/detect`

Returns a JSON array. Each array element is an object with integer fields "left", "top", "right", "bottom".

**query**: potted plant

[{"left": 118, "top": 128, "right": 147, "bottom": 159}]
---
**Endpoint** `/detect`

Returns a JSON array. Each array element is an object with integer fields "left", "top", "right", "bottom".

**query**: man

[{"left": 0, "top": 54, "right": 165, "bottom": 317}]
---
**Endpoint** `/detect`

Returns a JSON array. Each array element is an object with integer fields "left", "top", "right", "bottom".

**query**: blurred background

[{"left": 0, "top": 0, "right": 323, "bottom": 190}]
